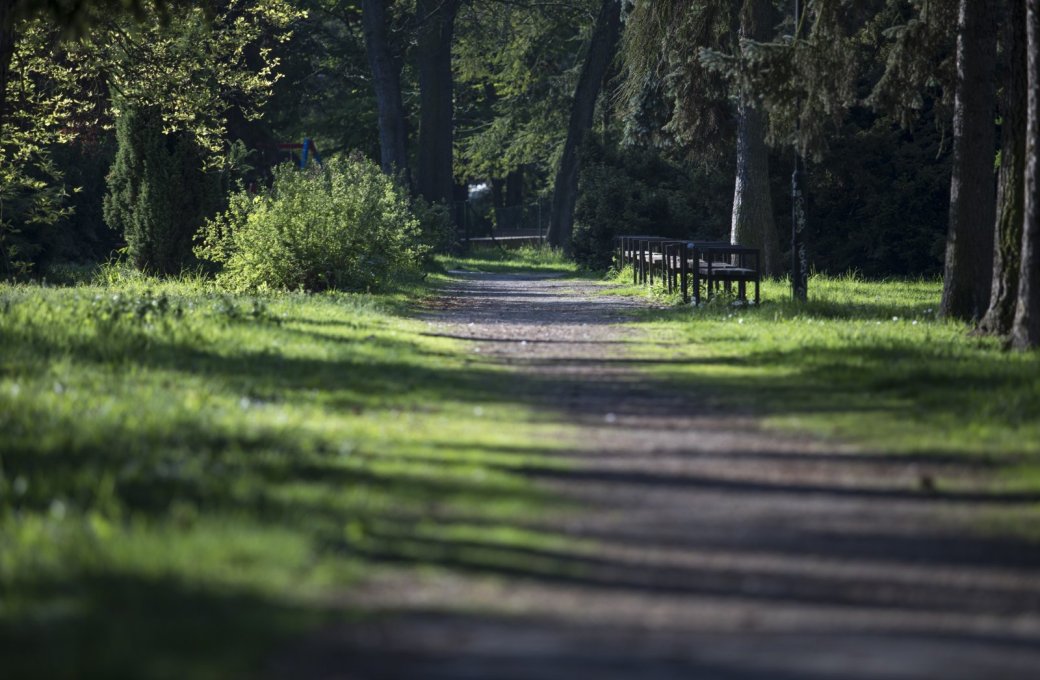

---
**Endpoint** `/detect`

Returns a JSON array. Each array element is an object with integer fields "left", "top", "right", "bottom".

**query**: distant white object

[{"left": 468, "top": 182, "right": 490, "bottom": 199}]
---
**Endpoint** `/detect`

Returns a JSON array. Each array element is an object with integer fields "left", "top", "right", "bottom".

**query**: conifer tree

[
  {"left": 621, "top": 0, "right": 782, "bottom": 274},
  {"left": 104, "top": 104, "right": 217, "bottom": 275}
]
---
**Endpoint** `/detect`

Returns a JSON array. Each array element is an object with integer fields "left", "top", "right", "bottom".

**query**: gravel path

[{"left": 271, "top": 272, "right": 1040, "bottom": 680}]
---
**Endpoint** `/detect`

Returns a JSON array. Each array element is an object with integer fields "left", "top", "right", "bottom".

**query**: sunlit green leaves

[{"left": 82, "top": 0, "right": 305, "bottom": 157}]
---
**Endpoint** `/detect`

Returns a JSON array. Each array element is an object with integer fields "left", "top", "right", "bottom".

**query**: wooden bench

[{"left": 616, "top": 235, "right": 761, "bottom": 305}]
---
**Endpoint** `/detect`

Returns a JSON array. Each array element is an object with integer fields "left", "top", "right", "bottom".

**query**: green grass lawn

[
  {"left": 4, "top": 254, "right": 1039, "bottom": 676},
  {"left": 613, "top": 269, "right": 1040, "bottom": 487},
  {"left": 436, "top": 242, "right": 579, "bottom": 275},
  {"left": 0, "top": 263, "right": 579, "bottom": 678}
]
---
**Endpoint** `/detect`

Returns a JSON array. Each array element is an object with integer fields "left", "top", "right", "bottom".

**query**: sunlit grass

[
  {"left": 6, "top": 257, "right": 1039, "bottom": 674},
  {"left": 612, "top": 270, "right": 1040, "bottom": 461},
  {"left": 0, "top": 270, "right": 581, "bottom": 677},
  {"left": 436, "top": 243, "right": 577, "bottom": 275}
]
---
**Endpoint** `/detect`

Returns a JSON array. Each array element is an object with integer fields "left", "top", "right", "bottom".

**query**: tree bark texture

[
  {"left": 362, "top": 0, "right": 409, "bottom": 186},
  {"left": 979, "top": 2, "right": 1026, "bottom": 335},
  {"left": 415, "top": 0, "right": 460, "bottom": 207},
  {"left": 940, "top": 0, "right": 998, "bottom": 322},
  {"left": 547, "top": 0, "right": 621, "bottom": 252},
  {"left": 732, "top": 101, "right": 780, "bottom": 275},
  {"left": 731, "top": 0, "right": 780, "bottom": 275},
  {"left": 1011, "top": 0, "right": 1040, "bottom": 349},
  {"left": 506, "top": 169, "right": 523, "bottom": 206}
]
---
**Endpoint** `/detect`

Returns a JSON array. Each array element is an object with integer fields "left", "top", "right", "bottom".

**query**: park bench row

[{"left": 615, "top": 235, "right": 761, "bottom": 305}]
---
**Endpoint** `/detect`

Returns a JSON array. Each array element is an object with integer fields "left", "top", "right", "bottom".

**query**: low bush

[
  {"left": 411, "top": 196, "right": 457, "bottom": 256},
  {"left": 196, "top": 155, "right": 424, "bottom": 292}
]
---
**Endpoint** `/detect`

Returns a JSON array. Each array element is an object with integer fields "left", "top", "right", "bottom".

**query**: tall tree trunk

[
  {"left": 731, "top": 0, "right": 780, "bottom": 275},
  {"left": 1011, "top": 0, "right": 1040, "bottom": 349},
  {"left": 415, "top": 0, "right": 460, "bottom": 207},
  {"left": 506, "top": 169, "right": 523, "bottom": 206},
  {"left": 979, "top": 2, "right": 1026, "bottom": 335},
  {"left": 732, "top": 102, "right": 780, "bottom": 275},
  {"left": 0, "top": 0, "right": 16, "bottom": 138},
  {"left": 547, "top": 0, "right": 622, "bottom": 252},
  {"left": 362, "top": 0, "right": 409, "bottom": 186},
  {"left": 0, "top": 0, "right": 15, "bottom": 276},
  {"left": 940, "top": 0, "right": 998, "bottom": 322}
]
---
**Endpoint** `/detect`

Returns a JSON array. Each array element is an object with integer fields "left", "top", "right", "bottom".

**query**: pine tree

[
  {"left": 104, "top": 104, "right": 216, "bottom": 275},
  {"left": 620, "top": 0, "right": 782, "bottom": 274}
]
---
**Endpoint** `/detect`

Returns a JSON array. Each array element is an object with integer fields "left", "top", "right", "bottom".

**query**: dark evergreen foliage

[
  {"left": 572, "top": 138, "right": 731, "bottom": 270},
  {"left": 803, "top": 112, "right": 951, "bottom": 277},
  {"left": 103, "top": 105, "right": 218, "bottom": 276},
  {"left": 572, "top": 110, "right": 950, "bottom": 278},
  {"left": 45, "top": 135, "right": 119, "bottom": 266}
]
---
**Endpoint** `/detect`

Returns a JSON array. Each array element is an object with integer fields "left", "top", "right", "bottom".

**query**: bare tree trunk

[
  {"left": 415, "top": 0, "right": 460, "bottom": 207},
  {"left": 1011, "top": 0, "right": 1040, "bottom": 349},
  {"left": 362, "top": 0, "right": 409, "bottom": 186},
  {"left": 0, "top": 0, "right": 16, "bottom": 276},
  {"left": 506, "top": 169, "right": 523, "bottom": 206},
  {"left": 547, "top": 0, "right": 621, "bottom": 252},
  {"left": 979, "top": 2, "right": 1026, "bottom": 335},
  {"left": 731, "top": 0, "right": 780, "bottom": 275},
  {"left": 940, "top": 0, "right": 999, "bottom": 322},
  {"left": 732, "top": 102, "right": 780, "bottom": 274}
]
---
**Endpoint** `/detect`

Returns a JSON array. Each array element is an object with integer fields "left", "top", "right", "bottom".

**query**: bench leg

[
  {"left": 681, "top": 245, "right": 689, "bottom": 304},
  {"left": 665, "top": 248, "right": 672, "bottom": 294}
]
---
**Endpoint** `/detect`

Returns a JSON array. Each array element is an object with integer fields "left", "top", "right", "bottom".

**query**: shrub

[
  {"left": 196, "top": 155, "right": 424, "bottom": 292},
  {"left": 104, "top": 105, "right": 219, "bottom": 276},
  {"left": 0, "top": 149, "right": 70, "bottom": 279},
  {"left": 411, "top": 196, "right": 457, "bottom": 256}
]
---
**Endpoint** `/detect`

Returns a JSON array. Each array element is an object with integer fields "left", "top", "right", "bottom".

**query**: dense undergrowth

[{"left": 0, "top": 261, "right": 578, "bottom": 678}]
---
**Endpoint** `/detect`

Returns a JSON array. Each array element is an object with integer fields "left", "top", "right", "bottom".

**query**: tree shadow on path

[{"left": 268, "top": 272, "right": 1040, "bottom": 680}]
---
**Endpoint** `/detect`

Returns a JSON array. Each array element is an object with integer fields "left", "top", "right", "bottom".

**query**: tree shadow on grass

[
  {"left": 5, "top": 272, "right": 1040, "bottom": 677},
  {"left": 653, "top": 339, "right": 1040, "bottom": 450},
  {"left": 0, "top": 574, "right": 328, "bottom": 680}
]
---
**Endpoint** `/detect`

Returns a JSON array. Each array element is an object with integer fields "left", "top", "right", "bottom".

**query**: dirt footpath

[{"left": 270, "top": 272, "right": 1040, "bottom": 680}]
